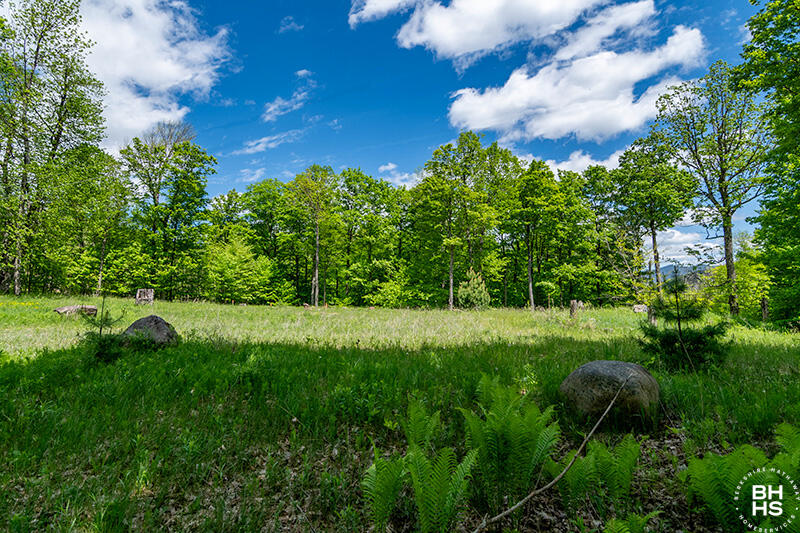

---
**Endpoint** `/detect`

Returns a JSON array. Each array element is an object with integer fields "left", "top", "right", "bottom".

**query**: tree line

[{"left": 0, "top": 0, "right": 797, "bottom": 324}]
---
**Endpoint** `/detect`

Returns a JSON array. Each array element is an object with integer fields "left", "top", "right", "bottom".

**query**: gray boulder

[
  {"left": 122, "top": 315, "right": 178, "bottom": 346},
  {"left": 54, "top": 305, "right": 97, "bottom": 316},
  {"left": 560, "top": 360, "right": 659, "bottom": 417},
  {"left": 632, "top": 304, "right": 648, "bottom": 313}
]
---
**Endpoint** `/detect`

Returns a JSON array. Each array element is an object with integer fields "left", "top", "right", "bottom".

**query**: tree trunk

[
  {"left": 651, "top": 222, "right": 662, "bottom": 293},
  {"left": 313, "top": 218, "right": 320, "bottom": 307},
  {"left": 13, "top": 245, "right": 21, "bottom": 296},
  {"left": 722, "top": 212, "right": 738, "bottom": 315},
  {"left": 448, "top": 245, "right": 454, "bottom": 310},
  {"left": 526, "top": 224, "right": 535, "bottom": 311},
  {"left": 97, "top": 237, "right": 107, "bottom": 294}
]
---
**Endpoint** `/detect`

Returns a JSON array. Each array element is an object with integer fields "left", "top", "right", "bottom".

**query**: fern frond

[
  {"left": 403, "top": 402, "right": 440, "bottom": 450},
  {"left": 361, "top": 447, "right": 405, "bottom": 532}
]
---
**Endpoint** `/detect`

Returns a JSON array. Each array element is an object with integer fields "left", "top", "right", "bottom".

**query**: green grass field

[{"left": 1, "top": 295, "right": 799, "bottom": 531}]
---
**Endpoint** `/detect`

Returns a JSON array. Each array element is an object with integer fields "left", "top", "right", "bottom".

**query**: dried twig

[{"left": 469, "top": 374, "right": 633, "bottom": 533}]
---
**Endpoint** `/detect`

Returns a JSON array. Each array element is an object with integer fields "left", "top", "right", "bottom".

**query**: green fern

[
  {"left": 603, "top": 511, "right": 659, "bottom": 533},
  {"left": 361, "top": 447, "right": 405, "bottom": 532},
  {"left": 403, "top": 402, "right": 441, "bottom": 451},
  {"left": 460, "top": 375, "right": 560, "bottom": 513},
  {"left": 546, "top": 435, "right": 640, "bottom": 518},
  {"left": 685, "top": 424, "right": 800, "bottom": 532},
  {"left": 548, "top": 450, "right": 599, "bottom": 515},
  {"left": 405, "top": 445, "right": 477, "bottom": 533},
  {"left": 589, "top": 434, "right": 641, "bottom": 512}
]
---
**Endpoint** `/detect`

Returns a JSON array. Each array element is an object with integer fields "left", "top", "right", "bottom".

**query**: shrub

[
  {"left": 457, "top": 268, "right": 491, "bottom": 310},
  {"left": 640, "top": 322, "right": 729, "bottom": 371},
  {"left": 639, "top": 274, "right": 729, "bottom": 371}
]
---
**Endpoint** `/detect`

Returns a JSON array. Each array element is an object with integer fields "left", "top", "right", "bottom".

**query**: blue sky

[{"left": 80, "top": 0, "right": 758, "bottom": 262}]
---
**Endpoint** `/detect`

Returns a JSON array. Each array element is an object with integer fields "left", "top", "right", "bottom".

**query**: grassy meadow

[{"left": 1, "top": 295, "right": 799, "bottom": 531}]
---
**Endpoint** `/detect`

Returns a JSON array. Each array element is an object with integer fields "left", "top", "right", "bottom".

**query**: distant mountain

[
  {"left": 660, "top": 264, "right": 707, "bottom": 280},
  {"left": 647, "top": 264, "right": 708, "bottom": 288}
]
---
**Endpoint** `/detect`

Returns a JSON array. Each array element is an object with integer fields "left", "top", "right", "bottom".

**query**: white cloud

[
  {"left": 384, "top": 0, "right": 607, "bottom": 67},
  {"left": 650, "top": 228, "right": 721, "bottom": 264},
  {"left": 378, "top": 163, "right": 420, "bottom": 187},
  {"left": 278, "top": 16, "right": 304, "bottom": 33},
  {"left": 449, "top": 25, "right": 705, "bottom": 142},
  {"left": 80, "top": 0, "right": 230, "bottom": 150},
  {"left": 554, "top": 0, "right": 656, "bottom": 61},
  {"left": 545, "top": 149, "right": 625, "bottom": 173},
  {"left": 232, "top": 129, "right": 305, "bottom": 155},
  {"left": 354, "top": 0, "right": 706, "bottom": 143},
  {"left": 262, "top": 71, "right": 316, "bottom": 122},
  {"left": 348, "top": 0, "right": 418, "bottom": 27},
  {"left": 239, "top": 167, "right": 267, "bottom": 183}
]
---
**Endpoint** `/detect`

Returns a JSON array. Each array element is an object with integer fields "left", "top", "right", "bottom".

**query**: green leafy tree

[
  {"left": 49, "top": 146, "right": 130, "bottom": 294},
  {"left": 286, "top": 165, "right": 337, "bottom": 306},
  {"left": 123, "top": 137, "right": 214, "bottom": 300},
  {"left": 0, "top": 0, "right": 104, "bottom": 294},
  {"left": 737, "top": 0, "right": 800, "bottom": 322},
  {"left": 655, "top": 61, "right": 771, "bottom": 315},
  {"left": 516, "top": 160, "right": 561, "bottom": 311},
  {"left": 614, "top": 135, "right": 696, "bottom": 292}
]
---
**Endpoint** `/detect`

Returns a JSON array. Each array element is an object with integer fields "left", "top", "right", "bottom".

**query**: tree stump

[
  {"left": 647, "top": 306, "right": 657, "bottom": 326},
  {"left": 135, "top": 289, "right": 154, "bottom": 305}
]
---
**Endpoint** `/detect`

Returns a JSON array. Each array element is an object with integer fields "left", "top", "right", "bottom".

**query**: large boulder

[
  {"left": 54, "top": 305, "right": 97, "bottom": 316},
  {"left": 122, "top": 315, "right": 178, "bottom": 346},
  {"left": 560, "top": 360, "right": 659, "bottom": 418}
]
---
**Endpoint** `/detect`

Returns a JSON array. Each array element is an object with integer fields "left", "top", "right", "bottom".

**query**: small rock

[
  {"left": 560, "top": 360, "right": 659, "bottom": 417},
  {"left": 122, "top": 315, "right": 178, "bottom": 346},
  {"left": 54, "top": 305, "right": 97, "bottom": 317},
  {"left": 632, "top": 304, "right": 648, "bottom": 313}
]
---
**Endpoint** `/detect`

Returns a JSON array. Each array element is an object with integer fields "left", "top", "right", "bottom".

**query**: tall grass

[{"left": 0, "top": 296, "right": 798, "bottom": 530}]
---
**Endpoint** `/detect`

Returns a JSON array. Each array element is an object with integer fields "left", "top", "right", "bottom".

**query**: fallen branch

[{"left": 469, "top": 374, "right": 633, "bottom": 533}]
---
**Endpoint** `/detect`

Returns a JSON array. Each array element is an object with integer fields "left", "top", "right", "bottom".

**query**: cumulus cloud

[
  {"left": 651, "top": 228, "right": 721, "bottom": 264},
  {"left": 278, "top": 16, "right": 304, "bottom": 33},
  {"left": 449, "top": 25, "right": 705, "bottom": 142},
  {"left": 353, "top": 0, "right": 608, "bottom": 67},
  {"left": 545, "top": 149, "right": 625, "bottom": 173},
  {"left": 348, "top": 0, "right": 418, "bottom": 27},
  {"left": 262, "top": 70, "right": 316, "bottom": 122},
  {"left": 80, "top": 0, "right": 230, "bottom": 150},
  {"left": 232, "top": 129, "right": 305, "bottom": 155},
  {"left": 554, "top": 0, "right": 656, "bottom": 61},
  {"left": 353, "top": 0, "right": 707, "bottom": 143},
  {"left": 378, "top": 162, "right": 420, "bottom": 187}
]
